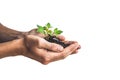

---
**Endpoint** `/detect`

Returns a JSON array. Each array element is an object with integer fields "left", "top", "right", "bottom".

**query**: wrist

[
  {"left": 14, "top": 38, "right": 27, "bottom": 56},
  {"left": 8, "top": 38, "right": 27, "bottom": 57},
  {"left": 0, "top": 39, "right": 26, "bottom": 58}
]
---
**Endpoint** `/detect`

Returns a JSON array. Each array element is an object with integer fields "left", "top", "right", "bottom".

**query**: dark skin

[{"left": 0, "top": 23, "right": 80, "bottom": 64}]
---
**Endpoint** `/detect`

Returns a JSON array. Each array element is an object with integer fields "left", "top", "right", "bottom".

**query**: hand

[
  {"left": 27, "top": 28, "right": 80, "bottom": 54},
  {"left": 22, "top": 35, "right": 80, "bottom": 64}
]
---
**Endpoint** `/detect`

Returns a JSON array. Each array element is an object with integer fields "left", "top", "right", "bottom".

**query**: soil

[{"left": 45, "top": 35, "right": 70, "bottom": 48}]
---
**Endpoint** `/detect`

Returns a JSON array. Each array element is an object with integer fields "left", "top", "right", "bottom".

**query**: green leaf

[
  {"left": 46, "top": 23, "right": 52, "bottom": 28},
  {"left": 37, "top": 25, "right": 42, "bottom": 28},
  {"left": 53, "top": 28, "right": 63, "bottom": 35},
  {"left": 54, "top": 28, "right": 58, "bottom": 31},
  {"left": 43, "top": 26, "right": 46, "bottom": 30},
  {"left": 56, "top": 30, "right": 63, "bottom": 34},
  {"left": 37, "top": 25, "right": 44, "bottom": 34}
]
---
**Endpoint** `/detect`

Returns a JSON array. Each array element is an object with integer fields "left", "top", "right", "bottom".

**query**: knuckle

[
  {"left": 42, "top": 57, "right": 51, "bottom": 65},
  {"left": 49, "top": 43, "right": 53, "bottom": 49},
  {"left": 61, "top": 53, "right": 67, "bottom": 59},
  {"left": 51, "top": 43, "right": 57, "bottom": 50}
]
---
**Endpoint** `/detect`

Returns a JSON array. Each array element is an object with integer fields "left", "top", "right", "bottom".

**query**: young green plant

[
  {"left": 37, "top": 23, "right": 63, "bottom": 36},
  {"left": 37, "top": 23, "right": 69, "bottom": 48}
]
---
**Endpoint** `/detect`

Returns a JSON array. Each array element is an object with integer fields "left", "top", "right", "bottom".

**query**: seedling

[{"left": 37, "top": 23, "right": 69, "bottom": 48}]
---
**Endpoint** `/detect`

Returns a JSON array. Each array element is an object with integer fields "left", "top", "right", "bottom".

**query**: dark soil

[{"left": 45, "top": 36, "right": 70, "bottom": 48}]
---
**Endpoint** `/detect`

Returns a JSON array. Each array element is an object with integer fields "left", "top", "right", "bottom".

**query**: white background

[{"left": 0, "top": 0, "right": 120, "bottom": 80}]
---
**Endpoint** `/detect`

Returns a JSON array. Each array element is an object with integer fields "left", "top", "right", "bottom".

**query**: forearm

[
  {"left": 0, "top": 23, "right": 26, "bottom": 43},
  {"left": 0, "top": 39, "right": 24, "bottom": 59}
]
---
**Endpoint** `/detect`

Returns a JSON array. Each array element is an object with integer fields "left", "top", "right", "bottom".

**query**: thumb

[{"left": 38, "top": 38, "right": 64, "bottom": 52}]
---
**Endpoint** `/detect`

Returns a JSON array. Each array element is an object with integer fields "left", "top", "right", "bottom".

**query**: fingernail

[{"left": 58, "top": 46, "right": 63, "bottom": 51}]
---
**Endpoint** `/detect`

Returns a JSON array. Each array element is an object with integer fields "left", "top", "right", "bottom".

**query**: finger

[
  {"left": 71, "top": 45, "right": 81, "bottom": 54},
  {"left": 63, "top": 43, "right": 79, "bottom": 55},
  {"left": 63, "top": 41, "right": 77, "bottom": 45},
  {"left": 60, "top": 43, "right": 79, "bottom": 59},
  {"left": 77, "top": 45, "right": 81, "bottom": 49},
  {"left": 57, "top": 35, "right": 65, "bottom": 41},
  {"left": 38, "top": 38, "right": 64, "bottom": 52},
  {"left": 64, "top": 41, "right": 81, "bottom": 49},
  {"left": 71, "top": 50, "right": 79, "bottom": 54}
]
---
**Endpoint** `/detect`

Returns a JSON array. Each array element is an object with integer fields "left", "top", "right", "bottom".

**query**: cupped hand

[
  {"left": 27, "top": 28, "right": 80, "bottom": 53},
  {"left": 22, "top": 35, "right": 80, "bottom": 64}
]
